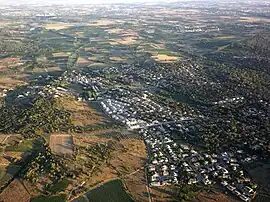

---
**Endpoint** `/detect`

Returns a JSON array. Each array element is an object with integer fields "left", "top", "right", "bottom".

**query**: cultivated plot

[{"left": 49, "top": 134, "right": 74, "bottom": 155}]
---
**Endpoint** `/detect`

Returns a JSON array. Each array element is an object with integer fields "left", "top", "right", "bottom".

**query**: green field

[
  {"left": 85, "top": 179, "right": 134, "bottom": 202},
  {"left": 47, "top": 179, "right": 72, "bottom": 193},
  {"left": 5, "top": 139, "right": 35, "bottom": 152},
  {"left": 0, "top": 169, "right": 12, "bottom": 187},
  {"left": 0, "top": 166, "right": 21, "bottom": 188}
]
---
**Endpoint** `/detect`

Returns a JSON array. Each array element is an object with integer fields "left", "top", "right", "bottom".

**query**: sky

[
  {"left": 0, "top": 0, "right": 179, "bottom": 5},
  {"left": 0, "top": 0, "right": 255, "bottom": 6}
]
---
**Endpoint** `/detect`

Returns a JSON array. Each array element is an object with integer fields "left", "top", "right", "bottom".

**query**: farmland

[
  {"left": 49, "top": 134, "right": 74, "bottom": 155},
  {"left": 0, "top": 179, "right": 31, "bottom": 202},
  {"left": 84, "top": 179, "right": 134, "bottom": 202},
  {"left": 55, "top": 96, "right": 106, "bottom": 126}
]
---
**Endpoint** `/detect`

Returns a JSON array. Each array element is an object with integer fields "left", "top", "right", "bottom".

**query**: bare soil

[{"left": 0, "top": 179, "right": 31, "bottom": 202}]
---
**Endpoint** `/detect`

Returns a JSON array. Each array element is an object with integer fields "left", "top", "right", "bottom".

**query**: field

[
  {"left": 85, "top": 179, "right": 133, "bottom": 202},
  {"left": 0, "top": 179, "right": 31, "bottom": 202},
  {"left": 46, "top": 179, "right": 72, "bottom": 193},
  {"left": 151, "top": 54, "right": 179, "bottom": 62},
  {"left": 52, "top": 52, "right": 71, "bottom": 57},
  {"left": 124, "top": 169, "right": 148, "bottom": 202},
  {"left": 55, "top": 96, "right": 105, "bottom": 126},
  {"left": 0, "top": 57, "right": 22, "bottom": 70},
  {"left": 5, "top": 138, "right": 35, "bottom": 152},
  {"left": 216, "top": 35, "right": 237, "bottom": 39},
  {"left": 88, "top": 20, "right": 117, "bottom": 26},
  {"left": 88, "top": 62, "right": 106, "bottom": 68},
  {"left": 0, "top": 76, "right": 27, "bottom": 89},
  {"left": 0, "top": 135, "right": 9, "bottom": 143},
  {"left": 110, "top": 57, "right": 127, "bottom": 62},
  {"left": 0, "top": 137, "right": 41, "bottom": 188},
  {"left": 0, "top": 167, "right": 17, "bottom": 188},
  {"left": 194, "top": 190, "right": 240, "bottom": 202},
  {"left": 44, "top": 23, "right": 75, "bottom": 30},
  {"left": 49, "top": 134, "right": 74, "bottom": 155},
  {"left": 30, "top": 194, "right": 66, "bottom": 202},
  {"left": 67, "top": 133, "right": 147, "bottom": 200},
  {"left": 107, "top": 28, "right": 123, "bottom": 34},
  {"left": 112, "top": 36, "right": 139, "bottom": 45},
  {"left": 77, "top": 57, "right": 90, "bottom": 65},
  {"left": 239, "top": 17, "right": 270, "bottom": 23}
]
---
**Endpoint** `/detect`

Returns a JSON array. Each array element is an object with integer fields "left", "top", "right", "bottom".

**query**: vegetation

[
  {"left": 63, "top": 141, "right": 115, "bottom": 179},
  {"left": 22, "top": 142, "right": 65, "bottom": 184},
  {"left": 30, "top": 194, "right": 66, "bottom": 202},
  {"left": 5, "top": 138, "right": 36, "bottom": 152},
  {"left": 46, "top": 179, "right": 72, "bottom": 193},
  {"left": 85, "top": 179, "right": 133, "bottom": 202},
  {"left": 177, "top": 186, "right": 197, "bottom": 202},
  {"left": 0, "top": 97, "right": 72, "bottom": 137}
]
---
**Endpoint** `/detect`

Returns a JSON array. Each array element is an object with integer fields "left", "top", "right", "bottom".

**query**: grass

[
  {"left": 5, "top": 139, "right": 35, "bottom": 152},
  {"left": 0, "top": 166, "right": 22, "bottom": 187},
  {"left": 30, "top": 194, "right": 66, "bottom": 202},
  {"left": 0, "top": 170, "right": 12, "bottom": 187},
  {"left": 86, "top": 179, "right": 134, "bottom": 202},
  {"left": 47, "top": 179, "right": 72, "bottom": 193},
  {"left": 75, "top": 196, "right": 89, "bottom": 202}
]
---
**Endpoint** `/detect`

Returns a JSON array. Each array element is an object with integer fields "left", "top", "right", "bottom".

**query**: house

[{"left": 188, "top": 178, "right": 198, "bottom": 184}]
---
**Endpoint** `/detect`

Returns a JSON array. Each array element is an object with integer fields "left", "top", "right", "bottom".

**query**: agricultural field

[
  {"left": 0, "top": 76, "right": 27, "bottom": 89},
  {"left": 65, "top": 132, "right": 146, "bottom": 200},
  {"left": 0, "top": 136, "right": 42, "bottom": 189},
  {"left": 194, "top": 190, "right": 240, "bottom": 202},
  {"left": 49, "top": 134, "right": 74, "bottom": 155},
  {"left": 0, "top": 179, "right": 31, "bottom": 202},
  {"left": 151, "top": 54, "right": 179, "bottom": 62},
  {"left": 82, "top": 179, "right": 134, "bottom": 202},
  {"left": 124, "top": 168, "right": 147, "bottom": 202},
  {"left": 43, "top": 23, "right": 75, "bottom": 30},
  {"left": 31, "top": 194, "right": 67, "bottom": 202},
  {"left": 55, "top": 96, "right": 106, "bottom": 126}
]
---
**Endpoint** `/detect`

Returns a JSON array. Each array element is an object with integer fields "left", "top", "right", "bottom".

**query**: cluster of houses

[
  {"left": 43, "top": 85, "right": 71, "bottom": 98},
  {"left": 67, "top": 70, "right": 103, "bottom": 88},
  {"left": 213, "top": 96, "right": 245, "bottom": 105},
  {"left": 141, "top": 126, "right": 180, "bottom": 186},
  {"left": 100, "top": 87, "right": 187, "bottom": 130},
  {"left": 141, "top": 124, "right": 257, "bottom": 202}
]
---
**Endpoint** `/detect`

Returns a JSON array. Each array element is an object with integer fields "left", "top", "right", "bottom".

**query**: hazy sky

[
  {"left": 0, "top": 0, "right": 180, "bottom": 5},
  {"left": 0, "top": 0, "right": 253, "bottom": 6},
  {"left": 0, "top": 0, "right": 166, "bottom": 5}
]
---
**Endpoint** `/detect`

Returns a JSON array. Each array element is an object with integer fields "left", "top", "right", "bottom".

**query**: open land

[{"left": 49, "top": 134, "right": 74, "bottom": 155}]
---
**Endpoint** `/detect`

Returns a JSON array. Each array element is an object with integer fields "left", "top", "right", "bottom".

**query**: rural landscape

[{"left": 0, "top": 0, "right": 269, "bottom": 202}]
